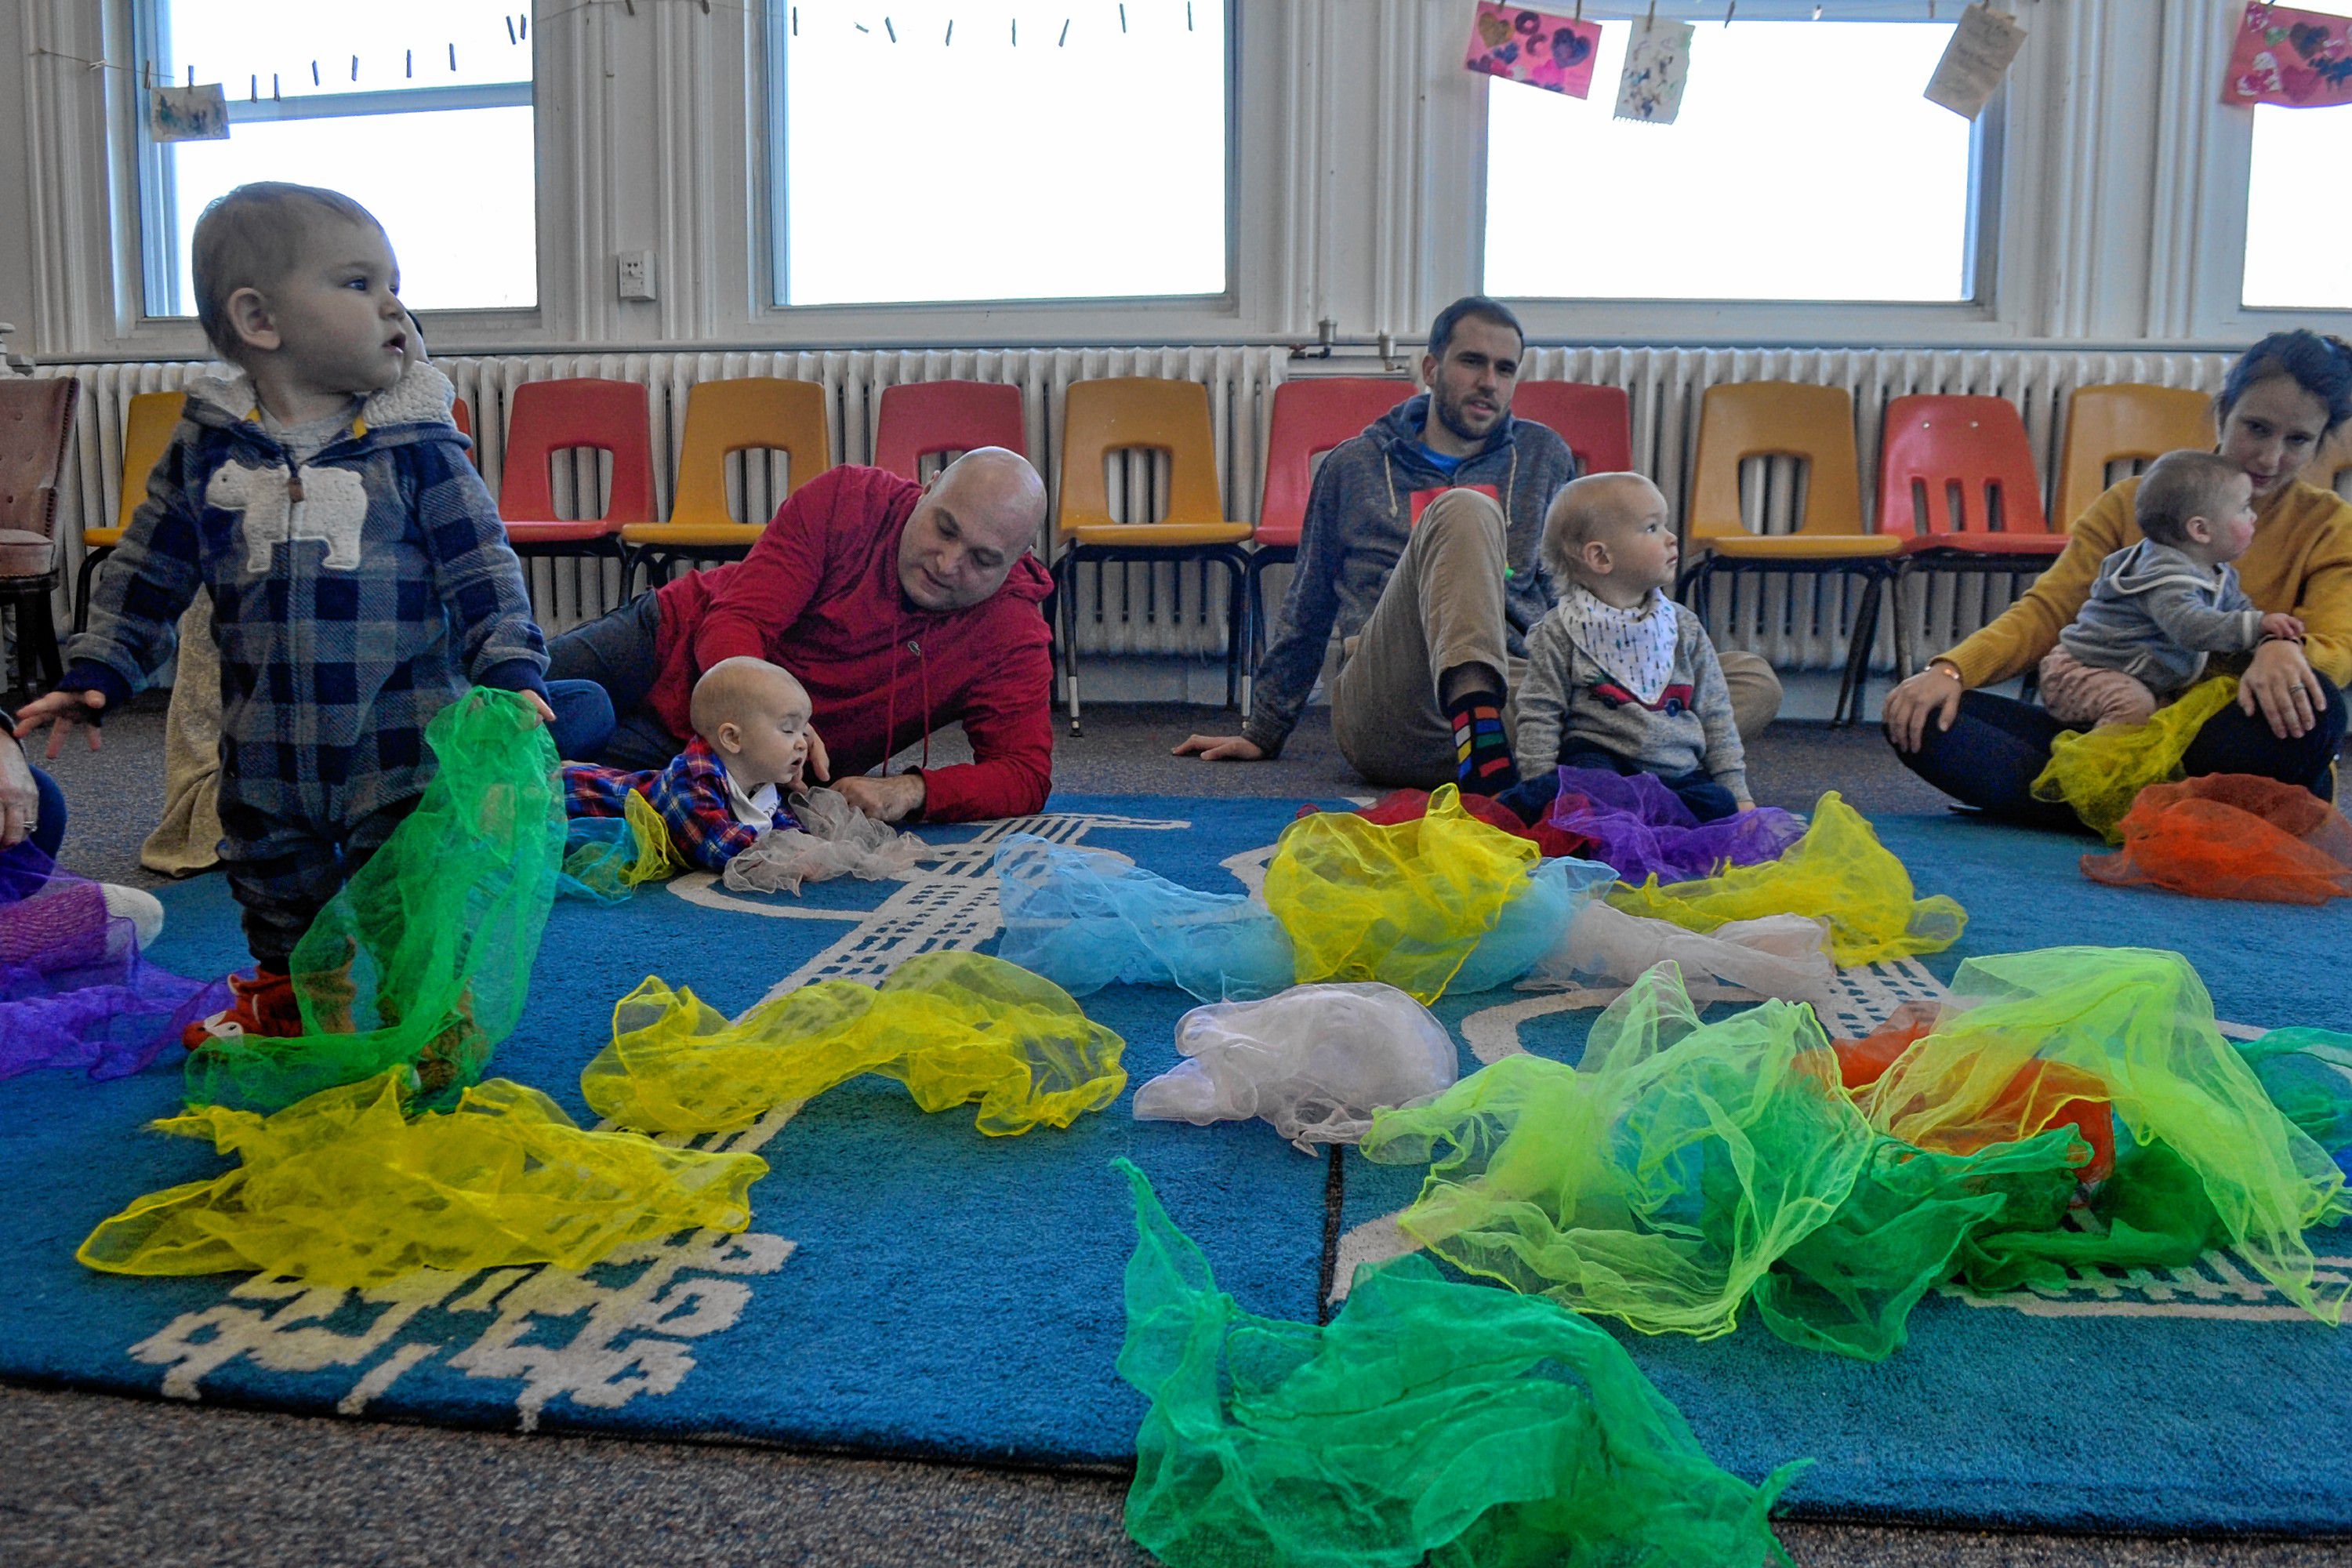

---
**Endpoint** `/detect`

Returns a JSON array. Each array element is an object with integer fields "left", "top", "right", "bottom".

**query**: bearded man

[{"left": 1178, "top": 296, "right": 1779, "bottom": 789}]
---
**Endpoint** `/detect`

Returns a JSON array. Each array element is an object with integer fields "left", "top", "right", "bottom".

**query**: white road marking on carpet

[
  {"left": 661, "top": 873, "right": 869, "bottom": 919},
  {"left": 126, "top": 814, "right": 1200, "bottom": 1428},
  {"left": 337, "top": 1342, "right": 437, "bottom": 1415}
]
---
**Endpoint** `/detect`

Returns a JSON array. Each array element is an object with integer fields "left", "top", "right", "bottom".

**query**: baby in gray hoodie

[{"left": 2038, "top": 449, "right": 2303, "bottom": 729}]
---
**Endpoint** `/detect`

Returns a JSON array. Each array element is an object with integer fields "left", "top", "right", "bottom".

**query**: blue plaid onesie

[{"left": 61, "top": 361, "right": 550, "bottom": 965}]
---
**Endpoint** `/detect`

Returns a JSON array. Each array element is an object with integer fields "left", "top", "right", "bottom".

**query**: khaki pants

[
  {"left": 140, "top": 591, "right": 224, "bottom": 876},
  {"left": 2038, "top": 648, "right": 2160, "bottom": 728},
  {"left": 1329, "top": 488, "right": 1784, "bottom": 789}
]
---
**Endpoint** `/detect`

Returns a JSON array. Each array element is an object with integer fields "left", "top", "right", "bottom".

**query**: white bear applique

[{"left": 206, "top": 460, "right": 370, "bottom": 574}]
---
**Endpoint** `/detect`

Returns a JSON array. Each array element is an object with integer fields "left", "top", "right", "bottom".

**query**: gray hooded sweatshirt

[
  {"left": 1240, "top": 393, "right": 1579, "bottom": 755},
  {"left": 2056, "top": 539, "right": 2264, "bottom": 698}
]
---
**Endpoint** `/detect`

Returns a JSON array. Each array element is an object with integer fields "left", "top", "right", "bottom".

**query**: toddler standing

[{"left": 15, "top": 183, "right": 574, "bottom": 1049}]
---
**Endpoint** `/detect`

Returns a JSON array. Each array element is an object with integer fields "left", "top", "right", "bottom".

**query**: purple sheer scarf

[
  {"left": 0, "top": 844, "right": 223, "bottom": 1080},
  {"left": 1539, "top": 767, "right": 1807, "bottom": 884}
]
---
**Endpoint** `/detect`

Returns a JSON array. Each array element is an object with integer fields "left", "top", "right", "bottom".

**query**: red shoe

[{"left": 181, "top": 967, "right": 306, "bottom": 1050}]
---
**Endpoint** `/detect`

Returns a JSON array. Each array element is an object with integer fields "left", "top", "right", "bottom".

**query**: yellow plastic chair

[
  {"left": 1681, "top": 381, "right": 1900, "bottom": 726},
  {"left": 73, "top": 389, "right": 185, "bottom": 633},
  {"left": 2053, "top": 384, "right": 2216, "bottom": 528},
  {"left": 622, "top": 378, "right": 833, "bottom": 591},
  {"left": 1054, "top": 377, "right": 1254, "bottom": 733}
]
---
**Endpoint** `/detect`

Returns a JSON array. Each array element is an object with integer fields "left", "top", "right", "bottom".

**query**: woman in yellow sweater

[{"left": 1885, "top": 331, "right": 2352, "bottom": 826}]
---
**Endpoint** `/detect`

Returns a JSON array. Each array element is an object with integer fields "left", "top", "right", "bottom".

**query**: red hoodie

[{"left": 646, "top": 466, "right": 1054, "bottom": 822}]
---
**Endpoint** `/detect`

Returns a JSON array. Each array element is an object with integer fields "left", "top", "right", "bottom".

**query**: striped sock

[{"left": 1447, "top": 693, "right": 1515, "bottom": 797}]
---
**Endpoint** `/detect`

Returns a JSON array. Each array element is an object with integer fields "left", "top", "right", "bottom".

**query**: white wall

[{"left": 0, "top": 0, "right": 2328, "bottom": 362}]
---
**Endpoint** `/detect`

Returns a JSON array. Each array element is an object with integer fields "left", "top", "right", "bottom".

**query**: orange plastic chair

[
  {"left": 1683, "top": 381, "right": 1899, "bottom": 726},
  {"left": 1246, "top": 377, "right": 1410, "bottom": 695},
  {"left": 496, "top": 379, "right": 654, "bottom": 570},
  {"left": 1511, "top": 382, "right": 1635, "bottom": 475},
  {"left": 2053, "top": 384, "right": 2216, "bottom": 528},
  {"left": 1055, "top": 377, "right": 1254, "bottom": 731},
  {"left": 73, "top": 388, "right": 184, "bottom": 633},
  {"left": 622, "top": 378, "right": 832, "bottom": 590},
  {"left": 872, "top": 380, "right": 1026, "bottom": 479}
]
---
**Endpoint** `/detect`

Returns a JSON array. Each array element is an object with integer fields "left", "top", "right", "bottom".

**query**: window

[
  {"left": 771, "top": 1, "right": 1229, "bottom": 307},
  {"left": 136, "top": 0, "right": 537, "bottom": 317},
  {"left": 1483, "top": 16, "right": 1977, "bottom": 303},
  {"left": 2242, "top": 103, "right": 2352, "bottom": 310}
]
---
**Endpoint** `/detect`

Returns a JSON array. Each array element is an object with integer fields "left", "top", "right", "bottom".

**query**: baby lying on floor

[{"left": 564, "top": 656, "right": 809, "bottom": 873}]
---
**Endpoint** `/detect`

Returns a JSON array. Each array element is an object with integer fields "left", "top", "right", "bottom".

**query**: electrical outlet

[{"left": 616, "top": 250, "right": 656, "bottom": 302}]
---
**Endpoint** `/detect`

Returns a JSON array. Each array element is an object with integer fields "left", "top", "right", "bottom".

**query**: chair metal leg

[
  {"left": 1677, "top": 557, "right": 1717, "bottom": 623},
  {"left": 71, "top": 546, "right": 111, "bottom": 634},
  {"left": 1833, "top": 571, "right": 1886, "bottom": 728},
  {"left": 27, "top": 589, "right": 61, "bottom": 692},
  {"left": 1886, "top": 563, "right": 1915, "bottom": 684},
  {"left": 1232, "top": 552, "right": 1251, "bottom": 710},
  {"left": 1240, "top": 553, "right": 1266, "bottom": 716},
  {"left": 1058, "top": 555, "right": 1084, "bottom": 737}
]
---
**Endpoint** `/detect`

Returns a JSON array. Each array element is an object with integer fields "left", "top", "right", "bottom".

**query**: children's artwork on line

[
  {"left": 1923, "top": 3, "right": 2029, "bottom": 121},
  {"left": 1464, "top": 4, "right": 1603, "bottom": 100},
  {"left": 2226, "top": 1, "right": 2352, "bottom": 108},
  {"left": 149, "top": 83, "right": 230, "bottom": 143},
  {"left": 1616, "top": 16, "right": 1695, "bottom": 125}
]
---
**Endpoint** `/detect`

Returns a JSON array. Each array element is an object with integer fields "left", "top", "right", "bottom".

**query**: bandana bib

[{"left": 1562, "top": 586, "right": 1679, "bottom": 706}]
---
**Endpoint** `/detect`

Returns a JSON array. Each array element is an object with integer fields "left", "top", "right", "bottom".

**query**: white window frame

[
  {"left": 114, "top": 0, "right": 548, "bottom": 348},
  {"left": 2183, "top": 85, "right": 2352, "bottom": 339},
  {"left": 1475, "top": 0, "right": 2020, "bottom": 347},
  {"left": 743, "top": 0, "right": 1247, "bottom": 339}
]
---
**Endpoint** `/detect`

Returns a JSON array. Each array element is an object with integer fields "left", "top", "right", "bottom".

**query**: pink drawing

[
  {"left": 2225, "top": 2, "right": 2352, "bottom": 107},
  {"left": 1464, "top": 3, "right": 1603, "bottom": 100}
]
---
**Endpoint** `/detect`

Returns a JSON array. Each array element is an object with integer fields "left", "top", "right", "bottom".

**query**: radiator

[{"left": 31, "top": 343, "right": 2234, "bottom": 671}]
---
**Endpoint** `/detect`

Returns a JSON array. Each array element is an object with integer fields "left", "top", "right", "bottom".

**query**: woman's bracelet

[{"left": 1928, "top": 660, "right": 1965, "bottom": 683}]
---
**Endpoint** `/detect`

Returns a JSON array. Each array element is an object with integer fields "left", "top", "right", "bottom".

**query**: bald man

[{"left": 547, "top": 448, "right": 1054, "bottom": 823}]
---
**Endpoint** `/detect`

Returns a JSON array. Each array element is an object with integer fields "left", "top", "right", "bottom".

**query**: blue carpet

[{"left": 0, "top": 794, "right": 2345, "bottom": 1532}]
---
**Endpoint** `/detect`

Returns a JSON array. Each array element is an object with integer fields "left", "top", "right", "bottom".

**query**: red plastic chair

[
  {"left": 452, "top": 395, "right": 481, "bottom": 470},
  {"left": 1245, "top": 378, "right": 1410, "bottom": 699},
  {"left": 1511, "top": 382, "right": 1635, "bottom": 475},
  {"left": 1879, "top": 394, "right": 2063, "bottom": 684},
  {"left": 496, "top": 379, "right": 655, "bottom": 568},
  {"left": 872, "top": 380, "right": 1027, "bottom": 478},
  {"left": 1879, "top": 395, "right": 2058, "bottom": 557}
]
